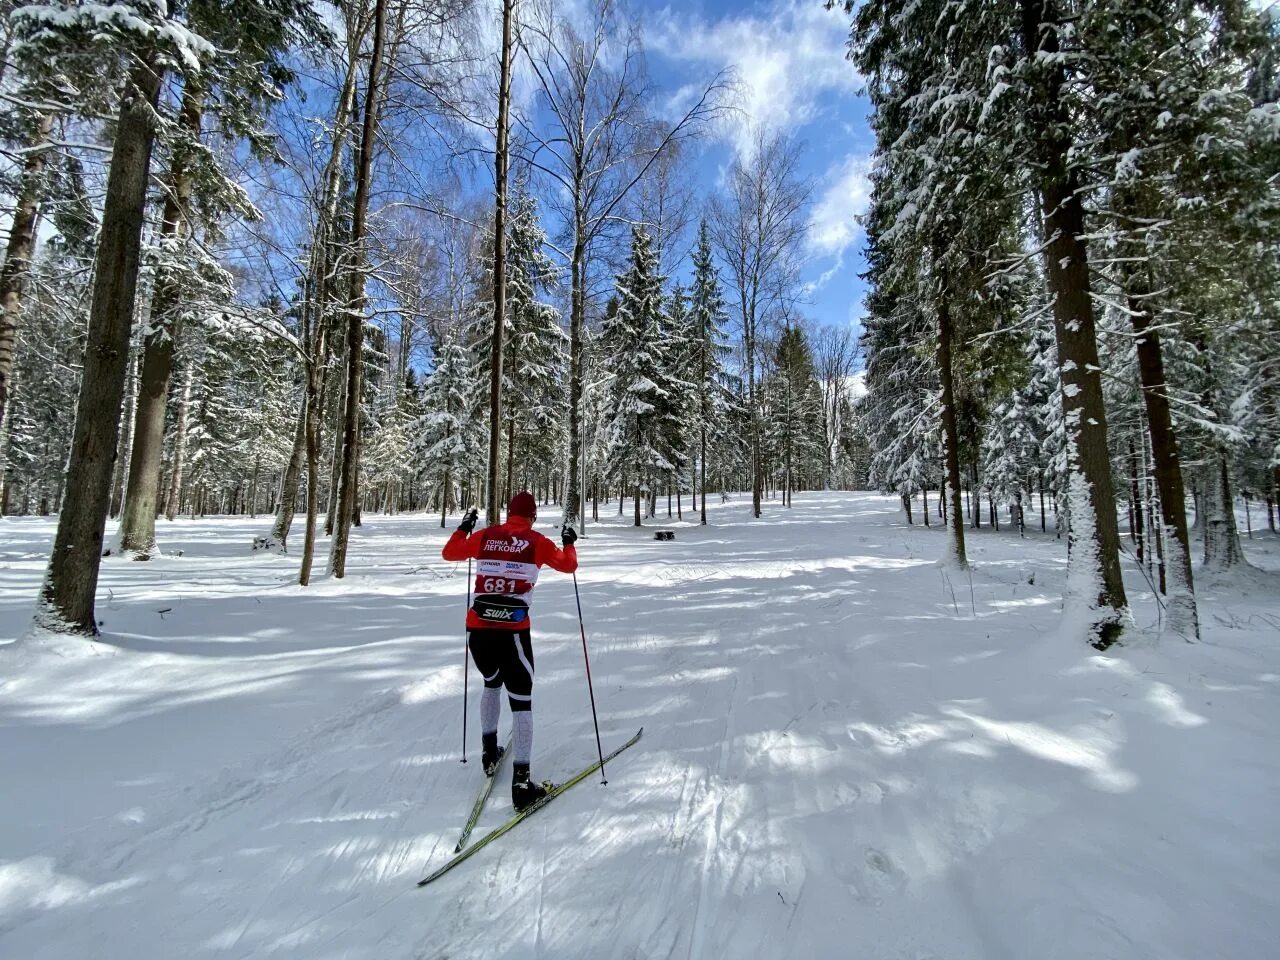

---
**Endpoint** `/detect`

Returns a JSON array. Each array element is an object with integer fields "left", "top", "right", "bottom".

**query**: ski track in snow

[{"left": 1, "top": 493, "right": 1279, "bottom": 959}]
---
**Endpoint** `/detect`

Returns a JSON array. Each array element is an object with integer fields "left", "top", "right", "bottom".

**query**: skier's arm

[
  {"left": 442, "top": 529, "right": 484, "bottom": 561},
  {"left": 442, "top": 509, "right": 483, "bottom": 561},
  {"left": 536, "top": 534, "right": 578, "bottom": 574}
]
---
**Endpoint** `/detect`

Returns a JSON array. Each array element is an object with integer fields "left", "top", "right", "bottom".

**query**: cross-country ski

[
  {"left": 454, "top": 734, "right": 512, "bottom": 853},
  {"left": 422, "top": 728, "right": 643, "bottom": 887}
]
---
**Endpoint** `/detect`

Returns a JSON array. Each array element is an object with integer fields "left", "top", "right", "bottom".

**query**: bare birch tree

[
  {"left": 708, "top": 129, "right": 810, "bottom": 520},
  {"left": 515, "top": 0, "right": 724, "bottom": 528}
]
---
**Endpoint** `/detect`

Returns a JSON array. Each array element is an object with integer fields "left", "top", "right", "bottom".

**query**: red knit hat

[{"left": 507, "top": 491, "right": 537, "bottom": 519}]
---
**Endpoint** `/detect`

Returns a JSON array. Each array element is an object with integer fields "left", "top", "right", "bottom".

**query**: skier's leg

[
  {"left": 506, "top": 629, "right": 535, "bottom": 764},
  {"left": 468, "top": 630, "right": 504, "bottom": 770},
  {"left": 507, "top": 629, "right": 546, "bottom": 811}
]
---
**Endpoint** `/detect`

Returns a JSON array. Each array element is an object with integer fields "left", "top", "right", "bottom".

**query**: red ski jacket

[{"left": 442, "top": 515, "right": 577, "bottom": 631}]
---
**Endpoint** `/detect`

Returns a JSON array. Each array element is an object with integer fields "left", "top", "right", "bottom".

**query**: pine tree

[
  {"left": 418, "top": 330, "right": 483, "bottom": 527},
  {"left": 765, "top": 325, "right": 825, "bottom": 506},
  {"left": 688, "top": 221, "right": 733, "bottom": 524},
  {"left": 602, "top": 228, "right": 673, "bottom": 527},
  {"left": 502, "top": 194, "right": 566, "bottom": 499}
]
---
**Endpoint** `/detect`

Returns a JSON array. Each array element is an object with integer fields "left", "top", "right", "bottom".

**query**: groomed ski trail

[{"left": 1, "top": 494, "right": 1278, "bottom": 959}]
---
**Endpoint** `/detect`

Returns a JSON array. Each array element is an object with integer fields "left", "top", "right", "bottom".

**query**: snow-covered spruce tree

[
  {"left": 1008, "top": 0, "right": 1133, "bottom": 643},
  {"left": 654, "top": 283, "right": 694, "bottom": 517},
  {"left": 1165, "top": 13, "right": 1278, "bottom": 574},
  {"left": 851, "top": 0, "right": 1137, "bottom": 641},
  {"left": 0, "top": 105, "right": 54, "bottom": 435},
  {"left": 853, "top": 0, "right": 1023, "bottom": 566},
  {"left": 688, "top": 220, "right": 733, "bottom": 524},
  {"left": 501, "top": 194, "right": 566, "bottom": 501},
  {"left": 1075, "top": 0, "right": 1277, "bottom": 631},
  {"left": 464, "top": 191, "right": 566, "bottom": 504},
  {"left": 17, "top": 0, "right": 218, "bottom": 634},
  {"left": 162, "top": 306, "right": 296, "bottom": 519},
  {"left": 0, "top": 236, "right": 89, "bottom": 515},
  {"left": 418, "top": 328, "right": 483, "bottom": 527},
  {"left": 0, "top": 146, "right": 97, "bottom": 516},
  {"left": 0, "top": 0, "right": 130, "bottom": 439},
  {"left": 363, "top": 372, "right": 420, "bottom": 515},
  {"left": 602, "top": 227, "right": 673, "bottom": 527},
  {"left": 116, "top": 0, "right": 325, "bottom": 557},
  {"left": 857, "top": 289, "right": 937, "bottom": 522},
  {"left": 763, "top": 324, "right": 825, "bottom": 507},
  {"left": 982, "top": 309, "right": 1061, "bottom": 536}
]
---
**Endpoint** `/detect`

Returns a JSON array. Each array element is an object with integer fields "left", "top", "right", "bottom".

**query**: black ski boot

[
  {"left": 481, "top": 732, "right": 504, "bottom": 777},
  {"left": 512, "top": 763, "right": 549, "bottom": 812}
]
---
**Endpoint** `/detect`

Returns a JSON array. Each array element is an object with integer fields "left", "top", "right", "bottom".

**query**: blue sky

[{"left": 643, "top": 0, "right": 874, "bottom": 337}]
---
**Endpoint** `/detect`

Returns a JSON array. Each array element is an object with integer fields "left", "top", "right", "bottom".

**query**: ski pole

[
  {"left": 461, "top": 555, "right": 471, "bottom": 764},
  {"left": 571, "top": 568, "right": 608, "bottom": 785}
]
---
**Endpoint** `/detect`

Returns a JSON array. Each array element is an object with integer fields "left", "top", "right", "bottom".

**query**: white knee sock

[
  {"left": 480, "top": 686, "right": 501, "bottom": 736},
  {"left": 512, "top": 710, "right": 533, "bottom": 766}
]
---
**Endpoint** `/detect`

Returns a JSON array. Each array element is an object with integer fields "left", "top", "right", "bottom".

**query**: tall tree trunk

[
  {"left": 505, "top": 414, "right": 515, "bottom": 504},
  {"left": 1272, "top": 467, "right": 1279, "bottom": 532},
  {"left": 970, "top": 461, "right": 982, "bottom": 529},
  {"left": 300, "top": 397, "right": 323, "bottom": 587},
  {"left": 1128, "top": 440, "right": 1145, "bottom": 563},
  {"left": 110, "top": 351, "right": 138, "bottom": 518},
  {"left": 1021, "top": 0, "right": 1127, "bottom": 647},
  {"left": 440, "top": 464, "right": 450, "bottom": 529},
  {"left": 324, "top": 346, "right": 345, "bottom": 536},
  {"left": 250, "top": 455, "right": 260, "bottom": 518},
  {"left": 37, "top": 57, "right": 163, "bottom": 635},
  {"left": 271, "top": 403, "right": 307, "bottom": 550},
  {"left": 700, "top": 427, "right": 708, "bottom": 525},
  {"left": 329, "top": 0, "right": 388, "bottom": 578},
  {"left": 298, "top": 325, "right": 332, "bottom": 584},
  {"left": 938, "top": 288, "right": 968, "bottom": 568},
  {"left": 485, "top": 0, "right": 515, "bottom": 527},
  {"left": 748, "top": 309, "right": 761, "bottom": 518},
  {"left": 163, "top": 363, "right": 193, "bottom": 520},
  {"left": 0, "top": 367, "right": 13, "bottom": 515},
  {"left": 0, "top": 110, "right": 54, "bottom": 433},
  {"left": 1203, "top": 452, "right": 1246, "bottom": 570},
  {"left": 275, "top": 49, "right": 360, "bottom": 555},
  {"left": 1127, "top": 283, "right": 1198, "bottom": 636},
  {"left": 565, "top": 233, "right": 586, "bottom": 530},
  {"left": 117, "top": 88, "right": 203, "bottom": 556}
]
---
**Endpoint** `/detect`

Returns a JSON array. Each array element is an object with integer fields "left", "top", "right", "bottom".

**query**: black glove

[
  {"left": 458, "top": 508, "right": 479, "bottom": 534},
  {"left": 561, "top": 526, "right": 578, "bottom": 547}
]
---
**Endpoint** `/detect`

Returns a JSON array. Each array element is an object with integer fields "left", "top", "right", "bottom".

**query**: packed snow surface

[{"left": 2, "top": 492, "right": 1278, "bottom": 959}]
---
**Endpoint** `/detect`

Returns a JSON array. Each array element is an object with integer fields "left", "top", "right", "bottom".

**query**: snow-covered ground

[{"left": 2, "top": 492, "right": 1278, "bottom": 959}]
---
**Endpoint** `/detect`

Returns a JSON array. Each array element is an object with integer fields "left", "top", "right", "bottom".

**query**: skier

[{"left": 443, "top": 491, "right": 578, "bottom": 811}]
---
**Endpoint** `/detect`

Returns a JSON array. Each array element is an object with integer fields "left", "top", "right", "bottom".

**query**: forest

[
  {"left": 1, "top": 2, "right": 1279, "bottom": 956},
  {"left": 0, "top": 0, "right": 1276, "bottom": 650}
]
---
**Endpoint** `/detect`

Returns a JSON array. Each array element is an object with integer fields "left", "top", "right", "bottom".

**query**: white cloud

[
  {"left": 847, "top": 370, "right": 868, "bottom": 399},
  {"left": 649, "top": 1, "right": 860, "bottom": 153},
  {"left": 802, "top": 152, "right": 871, "bottom": 291}
]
